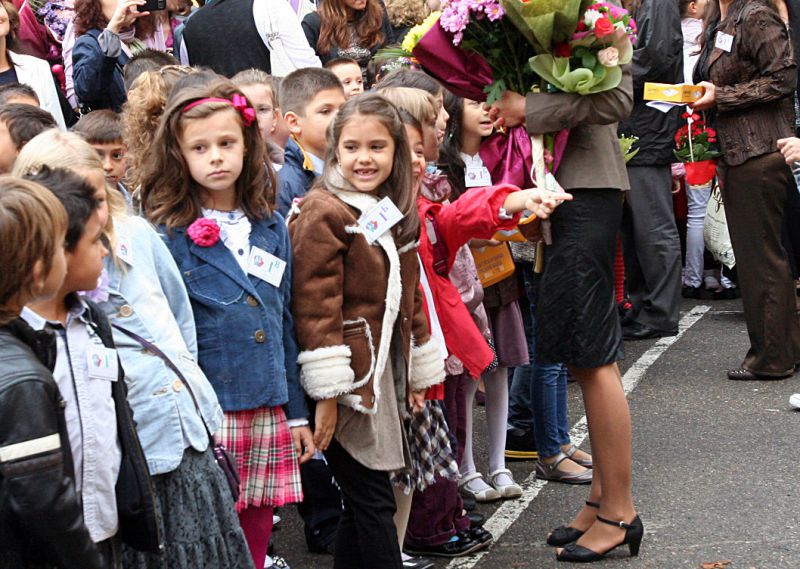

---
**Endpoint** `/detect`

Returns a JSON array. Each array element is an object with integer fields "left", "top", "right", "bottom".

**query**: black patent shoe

[
  {"left": 556, "top": 514, "right": 644, "bottom": 563},
  {"left": 458, "top": 526, "right": 493, "bottom": 545},
  {"left": 405, "top": 534, "right": 483, "bottom": 558},
  {"left": 546, "top": 501, "right": 599, "bottom": 547}
]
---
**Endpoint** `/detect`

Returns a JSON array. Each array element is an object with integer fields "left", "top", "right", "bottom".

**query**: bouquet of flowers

[
  {"left": 35, "top": 0, "right": 74, "bottom": 43},
  {"left": 674, "top": 111, "right": 721, "bottom": 189},
  {"left": 619, "top": 134, "right": 639, "bottom": 164}
]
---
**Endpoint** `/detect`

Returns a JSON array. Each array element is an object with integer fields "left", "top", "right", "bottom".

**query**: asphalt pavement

[{"left": 271, "top": 298, "right": 800, "bottom": 569}]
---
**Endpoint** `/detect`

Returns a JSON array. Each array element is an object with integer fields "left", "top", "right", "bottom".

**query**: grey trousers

[{"left": 621, "top": 165, "right": 682, "bottom": 331}]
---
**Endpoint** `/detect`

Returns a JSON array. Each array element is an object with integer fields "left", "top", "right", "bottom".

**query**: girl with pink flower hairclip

[{"left": 139, "top": 79, "right": 314, "bottom": 569}]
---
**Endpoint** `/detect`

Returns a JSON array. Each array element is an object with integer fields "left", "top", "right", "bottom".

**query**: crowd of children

[{"left": 0, "top": 7, "right": 576, "bottom": 568}]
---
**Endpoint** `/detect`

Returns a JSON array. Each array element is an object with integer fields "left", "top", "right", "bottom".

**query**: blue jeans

[{"left": 509, "top": 264, "right": 571, "bottom": 458}]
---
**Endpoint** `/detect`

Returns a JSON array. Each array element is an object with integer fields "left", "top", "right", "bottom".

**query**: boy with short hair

[
  {"left": 277, "top": 67, "right": 346, "bottom": 216},
  {"left": 21, "top": 167, "right": 156, "bottom": 561},
  {"left": 325, "top": 58, "right": 365, "bottom": 100},
  {"left": 72, "top": 110, "right": 131, "bottom": 204},
  {"left": 232, "top": 68, "right": 286, "bottom": 167},
  {"left": 0, "top": 104, "right": 57, "bottom": 174},
  {"left": 0, "top": 83, "right": 41, "bottom": 107},
  {"left": 123, "top": 48, "right": 181, "bottom": 93},
  {"left": 0, "top": 176, "right": 105, "bottom": 569}
]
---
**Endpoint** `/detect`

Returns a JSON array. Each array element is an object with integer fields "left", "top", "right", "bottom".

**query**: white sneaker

[{"left": 790, "top": 394, "right": 800, "bottom": 409}]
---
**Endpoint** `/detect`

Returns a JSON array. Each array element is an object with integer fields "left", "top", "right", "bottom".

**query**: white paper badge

[
  {"left": 715, "top": 32, "right": 734, "bottom": 53},
  {"left": 116, "top": 238, "right": 134, "bottom": 266},
  {"left": 86, "top": 345, "right": 119, "bottom": 381},
  {"left": 357, "top": 196, "right": 404, "bottom": 244},
  {"left": 465, "top": 165, "right": 492, "bottom": 188},
  {"left": 247, "top": 246, "right": 286, "bottom": 287}
]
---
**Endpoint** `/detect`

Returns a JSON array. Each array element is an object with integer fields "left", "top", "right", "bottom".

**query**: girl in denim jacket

[
  {"left": 13, "top": 129, "right": 255, "bottom": 569},
  {"left": 139, "top": 79, "right": 314, "bottom": 569}
]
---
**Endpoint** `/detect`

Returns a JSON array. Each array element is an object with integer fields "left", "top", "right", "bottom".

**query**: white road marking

[{"left": 447, "top": 305, "right": 711, "bottom": 569}]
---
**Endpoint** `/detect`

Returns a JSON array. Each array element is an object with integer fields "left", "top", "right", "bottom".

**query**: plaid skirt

[{"left": 217, "top": 406, "right": 303, "bottom": 512}]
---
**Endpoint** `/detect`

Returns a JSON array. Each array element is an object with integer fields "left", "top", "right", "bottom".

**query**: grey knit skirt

[{"left": 122, "top": 447, "right": 255, "bottom": 569}]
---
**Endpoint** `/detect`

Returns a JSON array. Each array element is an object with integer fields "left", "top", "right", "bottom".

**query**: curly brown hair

[
  {"left": 139, "top": 79, "right": 276, "bottom": 230},
  {"left": 317, "top": 0, "right": 385, "bottom": 53},
  {"left": 73, "top": 0, "right": 155, "bottom": 39},
  {"left": 384, "top": 0, "right": 428, "bottom": 29},
  {"left": 122, "top": 65, "right": 194, "bottom": 190}
]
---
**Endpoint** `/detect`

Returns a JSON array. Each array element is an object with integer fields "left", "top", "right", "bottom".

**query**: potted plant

[{"left": 673, "top": 112, "right": 722, "bottom": 190}]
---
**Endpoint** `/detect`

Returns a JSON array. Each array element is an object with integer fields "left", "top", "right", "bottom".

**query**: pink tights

[{"left": 238, "top": 505, "right": 274, "bottom": 568}]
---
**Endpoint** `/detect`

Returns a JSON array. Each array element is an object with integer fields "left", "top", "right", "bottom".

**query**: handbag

[
  {"left": 111, "top": 324, "right": 241, "bottom": 501},
  {"left": 264, "top": 8, "right": 294, "bottom": 77}
]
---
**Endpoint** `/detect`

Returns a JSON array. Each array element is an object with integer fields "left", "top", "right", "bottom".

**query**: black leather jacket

[{"left": 0, "top": 318, "right": 105, "bottom": 569}]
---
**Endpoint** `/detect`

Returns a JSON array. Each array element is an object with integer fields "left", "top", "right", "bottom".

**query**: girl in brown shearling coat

[{"left": 289, "top": 94, "right": 446, "bottom": 569}]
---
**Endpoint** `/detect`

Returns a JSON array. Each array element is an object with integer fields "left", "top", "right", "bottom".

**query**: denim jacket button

[
  {"left": 254, "top": 329, "right": 266, "bottom": 343},
  {"left": 119, "top": 304, "right": 133, "bottom": 318},
  {"left": 172, "top": 379, "right": 183, "bottom": 392},
  {"left": 246, "top": 295, "right": 259, "bottom": 307}
]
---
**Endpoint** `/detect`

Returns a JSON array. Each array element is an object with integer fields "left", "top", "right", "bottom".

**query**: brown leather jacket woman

[{"left": 694, "top": 0, "right": 797, "bottom": 165}]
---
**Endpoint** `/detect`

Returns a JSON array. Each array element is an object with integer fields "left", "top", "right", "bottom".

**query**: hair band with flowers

[
  {"left": 187, "top": 218, "right": 221, "bottom": 247},
  {"left": 181, "top": 94, "right": 257, "bottom": 127}
]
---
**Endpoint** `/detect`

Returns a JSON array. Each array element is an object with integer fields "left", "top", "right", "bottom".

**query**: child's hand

[
  {"left": 408, "top": 389, "right": 426, "bottom": 413},
  {"left": 291, "top": 425, "right": 315, "bottom": 464},
  {"left": 313, "top": 398, "right": 338, "bottom": 452},
  {"left": 525, "top": 189, "right": 573, "bottom": 220}
]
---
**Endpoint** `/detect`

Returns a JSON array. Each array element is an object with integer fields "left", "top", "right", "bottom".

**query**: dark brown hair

[
  {"left": 321, "top": 92, "right": 419, "bottom": 246},
  {"left": 0, "top": 104, "right": 58, "bottom": 149},
  {"left": 317, "top": 0, "right": 385, "bottom": 53},
  {"left": 72, "top": 109, "right": 124, "bottom": 144},
  {"left": 0, "top": 176, "right": 68, "bottom": 324},
  {"left": 139, "top": 79, "right": 275, "bottom": 230}
]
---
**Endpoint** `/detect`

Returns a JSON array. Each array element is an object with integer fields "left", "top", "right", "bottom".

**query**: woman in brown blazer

[
  {"left": 693, "top": 0, "right": 800, "bottom": 380},
  {"left": 489, "top": 64, "right": 643, "bottom": 560}
]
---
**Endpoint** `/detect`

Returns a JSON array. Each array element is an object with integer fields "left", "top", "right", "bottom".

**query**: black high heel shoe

[
  {"left": 556, "top": 514, "right": 643, "bottom": 563},
  {"left": 546, "top": 501, "right": 599, "bottom": 547}
]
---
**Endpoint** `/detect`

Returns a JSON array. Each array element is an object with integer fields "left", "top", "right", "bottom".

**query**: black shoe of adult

[
  {"left": 405, "top": 535, "right": 484, "bottom": 558},
  {"left": 727, "top": 367, "right": 791, "bottom": 381},
  {"left": 681, "top": 285, "right": 703, "bottom": 299},
  {"left": 504, "top": 427, "right": 538, "bottom": 461},
  {"left": 468, "top": 511, "right": 485, "bottom": 528},
  {"left": 622, "top": 322, "right": 678, "bottom": 341},
  {"left": 402, "top": 555, "right": 435, "bottom": 569},
  {"left": 713, "top": 287, "right": 739, "bottom": 300},
  {"left": 556, "top": 515, "right": 644, "bottom": 563}
]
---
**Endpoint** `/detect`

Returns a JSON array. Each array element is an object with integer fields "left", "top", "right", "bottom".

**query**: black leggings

[{"left": 323, "top": 438, "right": 403, "bottom": 569}]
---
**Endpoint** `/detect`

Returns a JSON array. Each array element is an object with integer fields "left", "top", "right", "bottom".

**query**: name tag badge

[
  {"left": 86, "top": 345, "right": 119, "bottom": 381},
  {"left": 715, "top": 32, "right": 734, "bottom": 53},
  {"left": 465, "top": 165, "right": 492, "bottom": 188},
  {"left": 247, "top": 246, "right": 286, "bottom": 287},
  {"left": 116, "top": 239, "right": 134, "bottom": 266},
  {"left": 357, "top": 196, "right": 404, "bottom": 244}
]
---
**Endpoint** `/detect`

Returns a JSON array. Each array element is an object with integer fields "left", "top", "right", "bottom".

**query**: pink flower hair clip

[{"left": 187, "top": 218, "right": 221, "bottom": 247}]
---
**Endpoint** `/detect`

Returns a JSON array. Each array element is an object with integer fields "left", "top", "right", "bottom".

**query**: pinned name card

[
  {"left": 116, "top": 238, "right": 134, "bottom": 266},
  {"left": 357, "top": 197, "right": 404, "bottom": 244},
  {"left": 715, "top": 32, "right": 734, "bottom": 53},
  {"left": 465, "top": 165, "right": 492, "bottom": 188},
  {"left": 87, "top": 345, "right": 119, "bottom": 381},
  {"left": 247, "top": 246, "right": 286, "bottom": 287}
]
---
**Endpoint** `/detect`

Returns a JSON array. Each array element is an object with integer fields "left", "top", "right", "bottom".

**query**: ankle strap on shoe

[
  {"left": 585, "top": 501, "right": 600, "bottom": 509},
  {"left": 596, "top": 515, "right": 634, "bottom": 529}
]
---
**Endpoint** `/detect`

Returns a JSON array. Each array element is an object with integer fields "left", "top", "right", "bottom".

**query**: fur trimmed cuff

[
  {"left": 297, "top": 345, "right": 355, "bottom": 400},
  {"left": 409, "top": 339, "right": 446, "bottom": 392}
]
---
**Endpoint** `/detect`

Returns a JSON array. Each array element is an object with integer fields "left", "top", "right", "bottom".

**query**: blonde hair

[
  {"left": 376, "top": 87, "right": 436, "bottom": 126},
  {"left": 123, "top": 66, "right": 195, "bottom": 190},
  {"left": 385, "top": 0, "right": 430, "bottom": 28},
  {"left": 0, "top": 176, "right": 68, "bottom": 324},
  {"left": 232, "top": 68, "right": 278, "bottom": 108},
  {"left": 12, "top": 130, "right": 127, "bottom": 247}
]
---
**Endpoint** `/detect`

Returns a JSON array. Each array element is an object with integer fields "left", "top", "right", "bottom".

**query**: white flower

[
  {"left": 584, "top": 9, "right": 602, "bottom": 27},
  {"left": 597, "top": 46, "right": 620, "bottom": 67}
]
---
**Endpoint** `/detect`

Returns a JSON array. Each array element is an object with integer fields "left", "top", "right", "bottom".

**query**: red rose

[
  {"left": 554, "top": 42, "right": 572, "bottom": 58},
  {"left": 187, "top": 218, "right": 221, "bottom": 247},
  {"left": 594, "top": 17, "right": 615, "bottom": 38}
]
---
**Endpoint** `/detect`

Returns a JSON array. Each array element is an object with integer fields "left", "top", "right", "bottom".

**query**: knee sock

[
  {"left": 238, "top": 505, "right": 274, "bottom": 569},
  {"left": 484, "top": 367, "right": 510, "bottom": 475},
  {"left": 392, "top": 486, "right": 414, "bottom": 551}
]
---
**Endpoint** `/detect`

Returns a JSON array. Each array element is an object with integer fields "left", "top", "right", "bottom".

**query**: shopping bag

[{"left": 703, "top": 183, "right": 735, "bottom": 269}]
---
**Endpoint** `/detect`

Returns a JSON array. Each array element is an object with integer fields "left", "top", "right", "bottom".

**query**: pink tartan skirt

[{"left": 217, "top": 406, "right": 303, "bottom": 512}]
